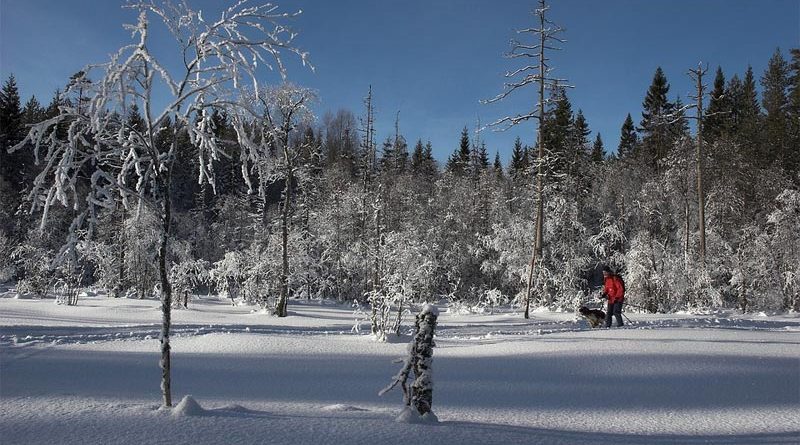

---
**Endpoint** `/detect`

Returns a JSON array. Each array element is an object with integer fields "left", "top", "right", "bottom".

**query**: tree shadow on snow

[{"left": 437, "top": 421, "right": 800, "bottom": 445}]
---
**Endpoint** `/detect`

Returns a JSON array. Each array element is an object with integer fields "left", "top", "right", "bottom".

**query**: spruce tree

[
  {"left": 704, "top": 66, "right": 730, "bottom": 144},
  {"left": 22, "top": 96, "right": 46, "bottom": 126},
  {"left": 788, "top": 48, "right": 800, "bottom": 180},
  {"left": 458, "top": 126, "right": 471, "bottom": 173},
  {"left": 509, "top": 136, "right": 528, "bottom": 177},
  {"left": 474, "top": 141, "right": 490, "bottom": 171},
  {"left": 572, "top": 110, "right": 591, "bottom": 169},
  {"left": 542, "top": 87, "right": 574, "bottom": 174},
  {"left": 411, "top": 139, "right": 425, "bottom": 173},
  {"left": 761, "top": 48, "right": 791, "bottom": 169},
  {"left": 591, "top": 133, "right": 605, "bottom": 163},
  {"left": 618, "top": 113, "right": 638, "bottom": 159},
  {"left": 381, "top": 136, "right": 396, "bottom": 172},
  {"left": 493, "top": 151, "right": 504, "bottom": 179},
  {"left": 640, "top": 67, "right": 674, "bottom": 171},
  {"left": 0, "top": 75, "right": 27, "bottom": 194},
  {"left": 739, "top": 66, "right": 763, "bottom": 156},
  {"left": 422, "top": 141, "right": 437, "bottom": 179}
]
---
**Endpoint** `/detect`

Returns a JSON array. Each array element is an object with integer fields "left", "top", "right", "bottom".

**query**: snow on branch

[
  {"left": 482, "top": 0, "right": 571, "bottom": 132},
  {"left": 11, "top": 0, "right": 311, "bottom": 268}
]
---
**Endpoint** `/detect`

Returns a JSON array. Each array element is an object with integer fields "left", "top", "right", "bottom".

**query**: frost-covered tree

[
  {"left": 11, "top": 1, "right": 309, "bottom": 407},
  {"left": 484, "top": 0, "right": 571, "bottom": 318},
  {"left": 233, "top": 83, "right": 317, "bottom": 317}
]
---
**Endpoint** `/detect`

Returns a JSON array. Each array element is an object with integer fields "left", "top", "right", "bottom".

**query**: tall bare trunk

[
  {"left": 158, "top": 174, "right": 173, "bottom": 407},
  {"left": 524, "top": 6, "right": 547, "bottom": 319},
  {"left": 276, "top": 169, "right": 292, "bottom": 317}
]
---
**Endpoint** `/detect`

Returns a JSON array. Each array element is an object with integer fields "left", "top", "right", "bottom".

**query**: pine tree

[
  {"left": 618, "top": 113, "right": 638, "bottom": 159},
  {"left": 761, "top": 48, "right": 791, "bottom": 169},
  {"left": 640, "top": 67, "right": 674, "bottom": 171},
  {"left": 591, "top": 133, "right": 605, "bottom": 163}
]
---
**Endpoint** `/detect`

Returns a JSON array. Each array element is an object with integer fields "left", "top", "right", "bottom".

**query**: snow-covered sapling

[{"left": 380, "top": 304, "right": 439, "bottom": 423}]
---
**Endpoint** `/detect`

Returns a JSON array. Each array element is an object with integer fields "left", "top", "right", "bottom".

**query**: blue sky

[{"left": 1, "top": 0, "right": 798, "bottom": 163}]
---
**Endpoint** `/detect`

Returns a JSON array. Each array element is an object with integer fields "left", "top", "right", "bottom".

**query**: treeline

[{"left": 1, "top": 47, "right": 798, "bottom": 315}]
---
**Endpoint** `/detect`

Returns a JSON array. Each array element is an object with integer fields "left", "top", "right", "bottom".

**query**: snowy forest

[
  {"left": 1, "top": 1, "right": 799, "bottom": 441},
  {"left": 1, "top": 2, "right": 799, "bottom": 323}
]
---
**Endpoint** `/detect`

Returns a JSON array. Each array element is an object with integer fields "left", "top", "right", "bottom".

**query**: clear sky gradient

[{"left": 1, "top": 0, "right": 798, "bottom": 163}]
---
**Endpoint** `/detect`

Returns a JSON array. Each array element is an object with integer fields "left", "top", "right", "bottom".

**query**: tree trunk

[
  {"left": 276, "top": 170, "right": 292, "bottom": 318},
  {"left": 158, "top": 176, "right": 173, "bottom": 407},
  {"left": 117, "top": 204, "right": 126, "bottom": 297},
  {"left": 524, "top": 8, "right": 547, "bottom": 319}
]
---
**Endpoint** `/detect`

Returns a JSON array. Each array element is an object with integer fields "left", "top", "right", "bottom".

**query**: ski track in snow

[{"left": 1, "top": 296, "right": 799, "bottom": 445}]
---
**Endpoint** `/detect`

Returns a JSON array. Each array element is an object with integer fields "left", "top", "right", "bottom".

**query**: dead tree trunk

[{"left": 380, "top": 304, "right": 439, "bottom": 420}]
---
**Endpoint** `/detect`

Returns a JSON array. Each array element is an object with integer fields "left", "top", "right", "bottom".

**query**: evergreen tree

[
  {"left": 670, "top": 96, "right": 690, "bottom": 139},
  {"left": 393, "top": 134, "right": 409, "bottom": 173},
  {"left": 422, "top": 141, "right": 438, "bottom": 179},
  {"left": 447, "top": 127, "right": 472, "bottom": 175},
  {"left": 541, "top": 87, "right": 574, "bottom": 175},
  {"left": 381, "top": 136, "right": 396, "bottom": 172},
  {"left": 618, "top": 113, "right": 638, "bottom": 159},
  {"left": 22, "top": 96, "right": 46, "bottom": 126},
  {"left": 572, "top": 110, "right": 590, "bottom": 148},
  {"left": 45, "top": 89, "right": 64, "bottom": 119},
  {"left": 473, "top": 141, "right": 490, "bottom": 172},
  {"left": 788, "top": 48, "right": 800, "bottom": 180},
  {"left": 591, "top": 133, "right": 605, "bottom": 163},
  {"left": 739, "top": 66, "right": 763, "bottom": 155},
  {"left": 493, "top": 151, "right": 504, "bottom": 179},
  {"left": 411, "top": 139, "right": 426, "bottom": 173},
  {"left": 704, "top": 66, "right": 730, "bottom": 144},
  {"left": 0, "top": 75, "right": 27, "bottom": 196},
  {"left": 509, "top": 136, "right": 528, "bottom": 177},
  {"left": 640, "top": 67, "right": 674, "bottom": 171},
  {"left": 571, "top": 109, "right": 591, "bottom": 169},
  {"left": 458, "top": 126, "right": 471, "bottom": 172},
  {"left": 761, "top": 48, "right": 791, "bottom": 169}
]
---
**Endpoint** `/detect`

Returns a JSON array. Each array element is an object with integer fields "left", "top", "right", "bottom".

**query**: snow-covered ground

[{"left": 1, "top": 294, "right": 799, "bottom": 445}]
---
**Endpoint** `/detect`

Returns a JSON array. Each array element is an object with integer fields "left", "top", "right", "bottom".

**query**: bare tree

[
  {"left": 12, "top": 0, "right": 309, "bottom": 407},
  {"left": 687, "top": 63, "right": 709, "bottom": 267},
  {"left": 483, "top": 0, "right": 570, "bottom": 318}
]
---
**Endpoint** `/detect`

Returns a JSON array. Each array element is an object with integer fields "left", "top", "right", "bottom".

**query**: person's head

[{"left": 602, "top": 265, "right": 612, "bottom": 277}]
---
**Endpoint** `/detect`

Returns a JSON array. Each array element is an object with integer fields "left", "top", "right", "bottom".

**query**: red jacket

[{"left": 604, "top": 275, "right": 625, "bottom": 304}]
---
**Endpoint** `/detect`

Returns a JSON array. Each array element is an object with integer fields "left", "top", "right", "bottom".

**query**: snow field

[{"left": 1, "top": 296, "right": 799, "bottom": 444}]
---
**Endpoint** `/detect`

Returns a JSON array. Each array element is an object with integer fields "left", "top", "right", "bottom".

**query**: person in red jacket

[{"left": 602, "top": 266, "right": 625, "bottom": 327}]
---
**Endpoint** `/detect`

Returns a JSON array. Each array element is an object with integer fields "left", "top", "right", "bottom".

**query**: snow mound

[
  {"left": 172, "top": 395, "right": 205, "bottom": 417},
  {"left": 395, "top": 407, "right": 439, "bottom": 424},
  {"left": 321, "top": 404, "right": 368, "bottom": 412}
]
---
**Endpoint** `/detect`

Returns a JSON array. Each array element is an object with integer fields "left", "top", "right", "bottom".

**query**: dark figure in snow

[{"left": 602, "top": 266, "right": 625, "bottom": 327}]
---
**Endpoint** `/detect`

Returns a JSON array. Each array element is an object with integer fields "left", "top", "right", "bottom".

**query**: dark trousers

[{"left": 605, "top": 301, "right": 624, "bottom": 327}]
